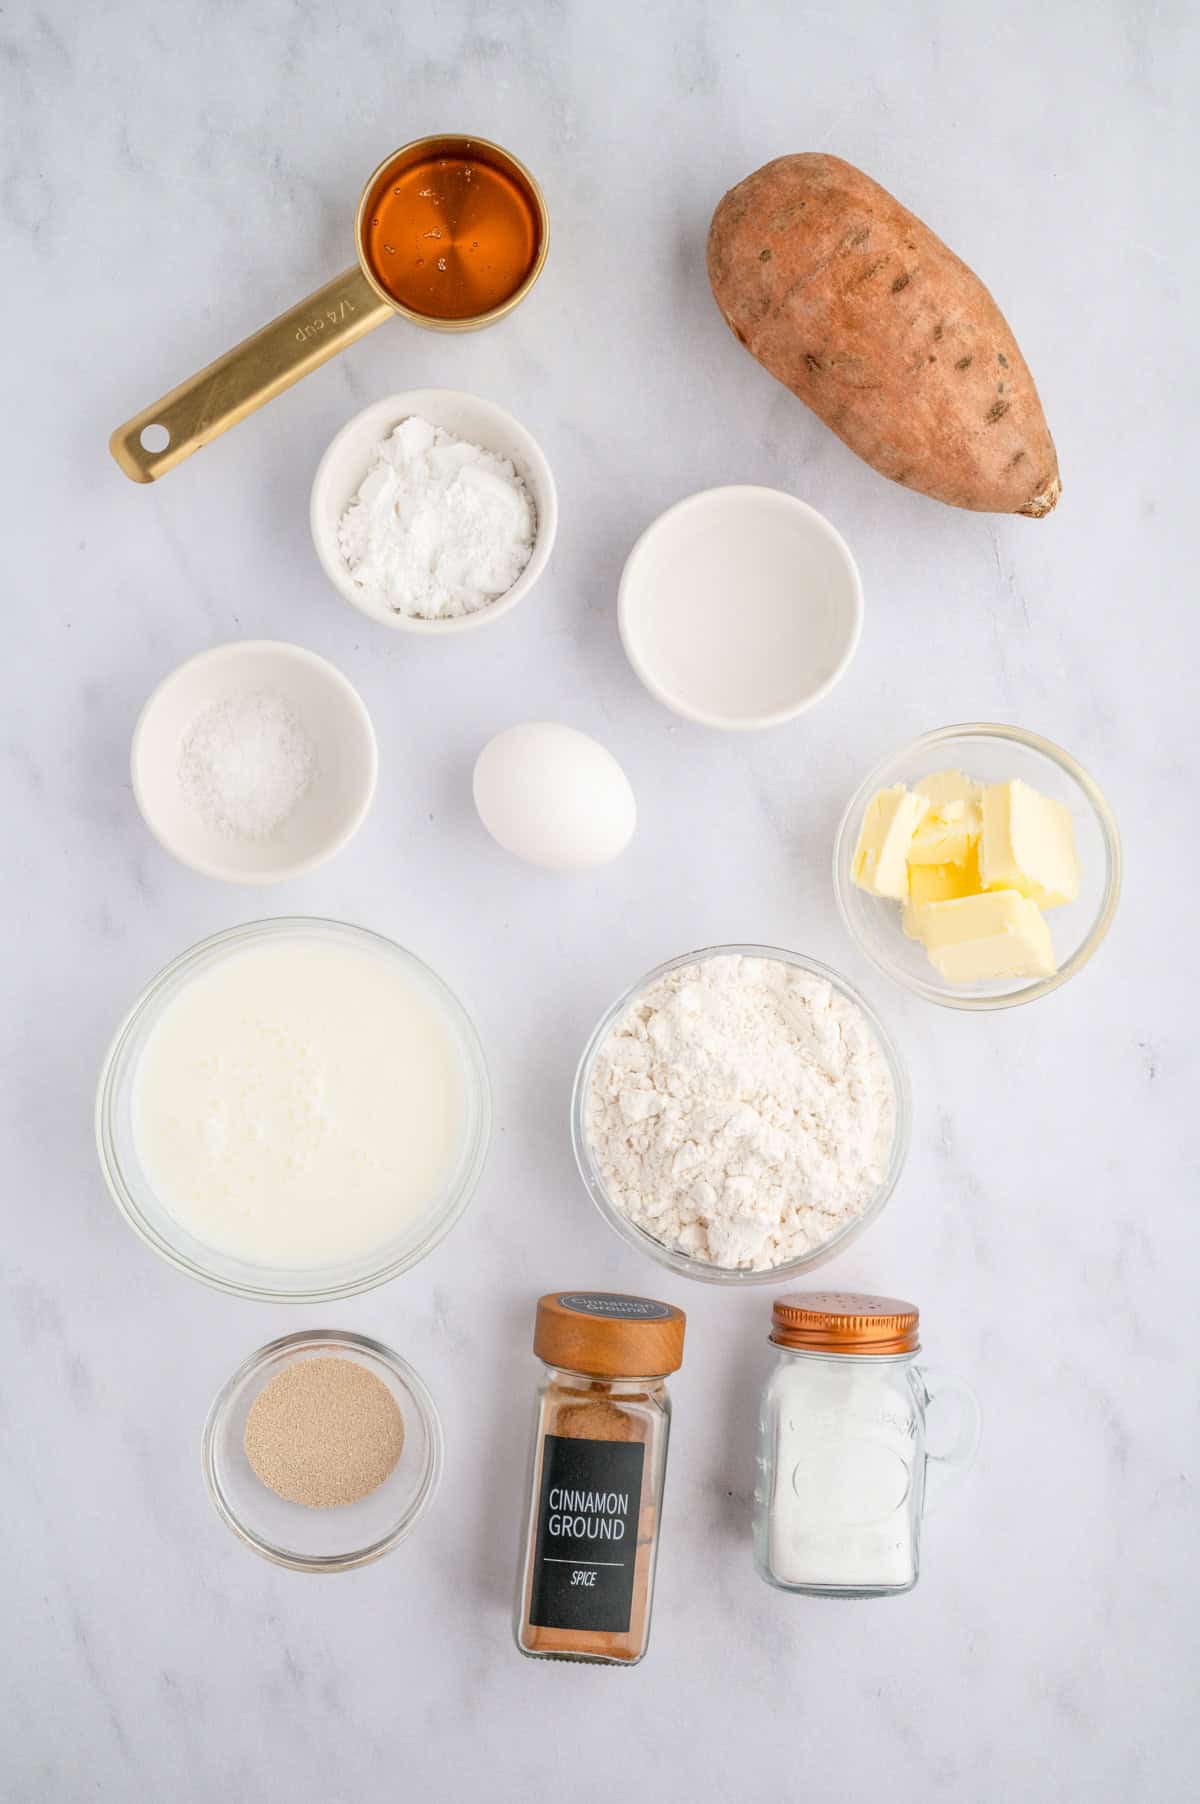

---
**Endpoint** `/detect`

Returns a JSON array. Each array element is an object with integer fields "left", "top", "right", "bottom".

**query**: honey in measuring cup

[{"left": 360, "top": 142, "right": 544, "bottom": 324}]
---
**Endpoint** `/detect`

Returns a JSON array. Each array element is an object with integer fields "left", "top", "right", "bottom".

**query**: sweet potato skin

[{"left": 707, "top": 155, "right": 1060, "bottom": 516}]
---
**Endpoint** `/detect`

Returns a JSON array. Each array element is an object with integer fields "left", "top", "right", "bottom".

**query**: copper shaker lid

[{"left": 771, "top": 1291, "right": 919, "bottom": 1356}]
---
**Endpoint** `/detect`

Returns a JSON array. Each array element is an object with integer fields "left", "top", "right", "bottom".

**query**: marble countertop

[{"left": 4, "top": 3, "right": 1197, "bottom": 1798}]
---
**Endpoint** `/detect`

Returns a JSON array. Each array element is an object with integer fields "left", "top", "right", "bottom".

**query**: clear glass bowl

[
  {"left": 95, "top": 917, "right": 491, "bottom": 1301},
  {"left": 833, "top": 725, "right": 1122, "bottom": 1011},
  {"left": 570, "top": 944, "right": 910, "bottom": 1287},
  {"left": 202, "top": 1330, "right": 442, "bottom": 1572}
]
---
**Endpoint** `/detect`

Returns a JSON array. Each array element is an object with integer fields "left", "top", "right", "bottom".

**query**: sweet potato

[{"left": 707, "top": 155, "right": 1060, "bottom": 516}]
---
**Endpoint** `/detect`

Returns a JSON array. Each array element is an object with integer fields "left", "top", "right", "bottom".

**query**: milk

[{"left": 133, "top": 939, "right": 467, "bottom": 1267}]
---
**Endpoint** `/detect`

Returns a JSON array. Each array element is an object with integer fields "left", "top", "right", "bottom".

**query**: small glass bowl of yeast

[
  {"left": 203, "top": 1331, "right": 442, "bottom": 1571},
  {"left": 95, "top": 918, "right": 491, "bottom": 1301},
  {"left": 834, "top": 724, "right": 1121, "bottom": 1011}
]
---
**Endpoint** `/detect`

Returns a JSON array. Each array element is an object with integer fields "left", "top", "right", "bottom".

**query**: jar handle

[{"left": 919, "top": 1367, "right": 981, "bottom": 1516}]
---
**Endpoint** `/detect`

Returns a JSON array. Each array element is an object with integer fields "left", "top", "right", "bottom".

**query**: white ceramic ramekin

[
  {"left": 131, "top": 640, "right": 377, "bottom": 885},
  {"left": 310, "top": 389, "right": 557, "bottom": 634},
  {"left": 618, "top": 486, "right": 863, "bottom": 729}
]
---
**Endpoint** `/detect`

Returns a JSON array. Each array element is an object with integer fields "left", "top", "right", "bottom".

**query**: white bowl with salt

[
  {"left": 131, "top": 641, "right": 378, "bottom": 884},
  {"left": 309, "top": 389, "right": 558, "bottom": 635}
]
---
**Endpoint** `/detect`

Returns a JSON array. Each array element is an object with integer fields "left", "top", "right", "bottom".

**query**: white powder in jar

[
  {"left": 336, "top": 416, "right": 535, "bottom": 620},
  {"left": 177, "top": 687, "right": 316, "bottom": 840},
  {"left": 767, "top": 1358, "right": 919, "bottom": 1590},
  {"left": 585, "top": 954, "right": 897, "bottom": 1271}
]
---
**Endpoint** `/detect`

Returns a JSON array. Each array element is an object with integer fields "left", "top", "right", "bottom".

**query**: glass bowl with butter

[{"left": 834, "top": 725, "right": 1121, "bottom": 1010}]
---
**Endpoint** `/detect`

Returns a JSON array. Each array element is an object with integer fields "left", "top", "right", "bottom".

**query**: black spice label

[
  {"left": 528, "top": 1435, "right": 645, "bottom": 1633},
  {"left": 557, "top": 1293, "right": 671, "bottom": 1322}
]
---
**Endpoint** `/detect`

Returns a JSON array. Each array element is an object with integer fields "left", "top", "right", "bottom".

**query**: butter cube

[
  {"left": 907, "top": 770, "right": 982, "bottom": 866},
  {"left": 851, "top": 786, "right": 930, "bottom": 900},
  {"left": 980, "top": 779, "right": 1080, "bottom": 909},
  {"left": 918, "top": 890, "right": 1056, "bottom": 983},
  {"left": 914, "top": 769, "right": 982, "bottom": 813},
  {"left": 903, "top": 846, "right": 982, "bottom": 938}
]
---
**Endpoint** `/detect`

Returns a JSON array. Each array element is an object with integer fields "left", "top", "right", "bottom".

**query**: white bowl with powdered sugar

[
  {"left": 310, "top": 389, "right": 558, "bottom": 634},
  {"left": 571, "top": 945, "right": 910, "bottom": 1285}
]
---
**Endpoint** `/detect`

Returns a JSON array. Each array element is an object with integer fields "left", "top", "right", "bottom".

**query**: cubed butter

[
  {"left": 918, "top": 889, "right": 1056, "bottom": 983},
  {"left": 979, "top": 779, "right": 1080, "bottom": 908},
  {"left": 851, "top": 785, "right": 929, "bottom": 900},
  {"left": 902, "top": 846, "right": 983, "bottom": 938},
  {"left": 907, "top": 769, "right": 982, "bottom": 866},
  {"left": 913, "top": 769, "right": 981, "bottom": 813}
]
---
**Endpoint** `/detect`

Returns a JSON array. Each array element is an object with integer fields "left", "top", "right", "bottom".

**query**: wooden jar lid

[{"left": 534, "top": 1292, "right": 686, "bottom": 1378}]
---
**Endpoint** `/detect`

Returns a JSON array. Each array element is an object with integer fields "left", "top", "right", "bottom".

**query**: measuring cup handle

[
  {"left": 919, "top": 1366, "right": 981, "bottom": 1517},
  {"left": 109, "top": 265, "right": 391, "bottom": 482}
]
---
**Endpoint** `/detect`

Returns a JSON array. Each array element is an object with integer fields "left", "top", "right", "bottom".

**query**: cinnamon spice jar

[{"left": 514, "top": 1292, "right": 686, "bottom": 1665}]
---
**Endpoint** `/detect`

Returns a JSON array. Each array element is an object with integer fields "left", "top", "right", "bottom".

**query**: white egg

[{"left": 472, "top": 723, "right": 637, "bottom": 871}]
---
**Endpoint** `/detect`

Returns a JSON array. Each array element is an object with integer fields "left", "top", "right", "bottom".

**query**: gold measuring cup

[{"left": 110, "top": 135, "right": 549, "bottom": 484}]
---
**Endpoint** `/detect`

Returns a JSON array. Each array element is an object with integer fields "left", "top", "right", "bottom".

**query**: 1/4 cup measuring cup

[{"left": 110, "top": 135, "right": 548, "bottom": 483}]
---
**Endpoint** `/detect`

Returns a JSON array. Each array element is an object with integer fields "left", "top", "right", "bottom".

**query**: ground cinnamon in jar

[{"left": 514, "top": 1292, "right": 685, "bottom": 1665}]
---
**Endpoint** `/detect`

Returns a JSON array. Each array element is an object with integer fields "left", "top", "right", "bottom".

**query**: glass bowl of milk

[{"left": 96, "top": 918, "right": 491, "bottom": 1300}]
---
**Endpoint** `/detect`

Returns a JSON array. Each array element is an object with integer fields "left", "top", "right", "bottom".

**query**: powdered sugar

[
  {"left": 336, "top": 415, "right": 535, "bottom": 619},
  {"left": 585, "top": 954, "right": 897, "bottom": 1271}
]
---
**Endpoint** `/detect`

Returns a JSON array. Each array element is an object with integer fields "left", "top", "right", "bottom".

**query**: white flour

[
  {"left": 336, "top": 416, "right": 535, "bottom": 620},
  {"left": 586, "top": 954, "right": 896, "bottom": 1271}
]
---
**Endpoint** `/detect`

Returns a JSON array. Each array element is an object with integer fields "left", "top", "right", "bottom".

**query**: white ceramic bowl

[
  {"left": 618, "top": 486, "right": 863, "bottom": 729},
  {"left": 132, "top": 641, "right": 377, "bottom": 885},
  {"left": 310, "top": 389, "right": 558, "bottom": 634},
  {"left": 834, "top": 724, "right": 1122, "bottom": 1011}
]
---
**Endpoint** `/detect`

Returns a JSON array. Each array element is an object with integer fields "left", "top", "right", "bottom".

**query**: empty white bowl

[
  {"left": 131, "top": 641, "right": 377, "bottom": 884},
  {"left": 310, "top": 389, "right": 558, "bottom": 634},
  {"left": 618, "top": 486, "right": 863, "bottom": 729}
]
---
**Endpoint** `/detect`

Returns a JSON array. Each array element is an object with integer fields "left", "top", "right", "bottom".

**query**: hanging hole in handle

[{"left": 140, "top": 424, "right": 170, "bottom": 453}]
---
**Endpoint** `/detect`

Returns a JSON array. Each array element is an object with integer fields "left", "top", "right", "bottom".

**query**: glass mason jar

[
  {"left": 514, "top": 1291, "right": 686, "bottom": 1664},
  {"left": 753, "top": 1292, "right": 979, "bottom": 1598}
]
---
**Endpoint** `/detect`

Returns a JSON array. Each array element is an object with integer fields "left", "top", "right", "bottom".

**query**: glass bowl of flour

[{"left": 571, "top": 945, "right": 910, "bottom": 1286}]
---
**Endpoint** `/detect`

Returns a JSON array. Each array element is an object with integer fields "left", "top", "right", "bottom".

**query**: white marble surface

[{"left": 3, "top": 3, "right": 1197, "bottom": 1798}]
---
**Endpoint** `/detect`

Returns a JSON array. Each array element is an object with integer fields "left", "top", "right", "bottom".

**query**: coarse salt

[
  {"left": 336, "top": 415, "right": 536, "bottom": 620},
  {"left": 177, "top": 687, "right": 316, "bottom": 841}
]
